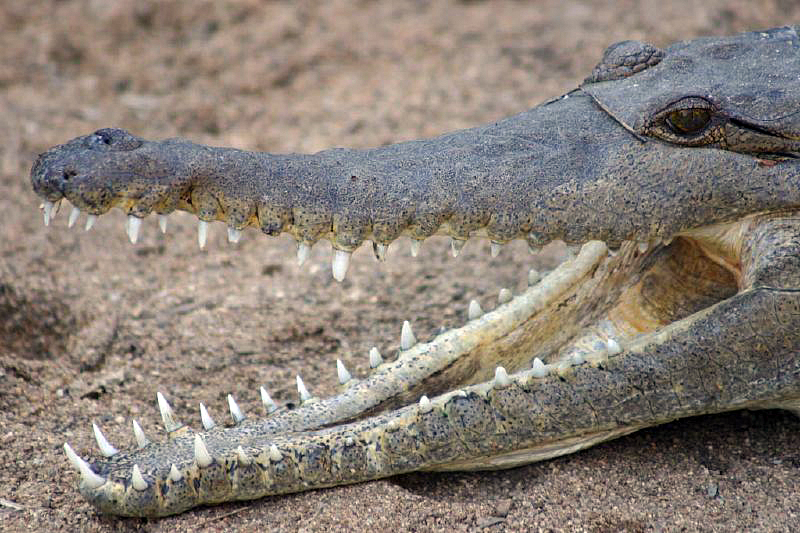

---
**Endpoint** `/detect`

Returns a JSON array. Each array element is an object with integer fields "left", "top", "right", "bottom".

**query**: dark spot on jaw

[{"left": 350, "top": 175, "right": 358, "bottom": 182}]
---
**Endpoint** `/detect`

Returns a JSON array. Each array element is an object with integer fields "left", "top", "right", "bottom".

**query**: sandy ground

[{"left": 1, "top": 1, "right": 799, "bottom": 531}]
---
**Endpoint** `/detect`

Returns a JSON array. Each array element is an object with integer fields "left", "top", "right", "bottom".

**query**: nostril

[{"left": 62, "top": 170, "right": 77, "bottom": 182}]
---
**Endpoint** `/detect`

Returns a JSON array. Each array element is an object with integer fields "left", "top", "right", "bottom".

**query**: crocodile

[{"left": 30, "top": 26, "right": 800, "bottom": 517}]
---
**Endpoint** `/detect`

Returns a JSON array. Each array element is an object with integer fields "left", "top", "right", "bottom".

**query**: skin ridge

[{"left": 31, "top": 26, "right": 800, "bottom": 517}]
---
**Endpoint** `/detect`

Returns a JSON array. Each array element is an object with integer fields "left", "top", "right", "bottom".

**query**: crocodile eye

[{"left": 665, "top": 108, "right": 711, "bottom": 135}]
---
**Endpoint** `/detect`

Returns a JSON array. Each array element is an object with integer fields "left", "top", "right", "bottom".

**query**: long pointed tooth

[
  {"left": 63, "top": 443, "right": 106, "bottom": 489},
  {"left": 368, "top": 347, "right": 383, "bottom": 368},
  {"left": 91, "top": 422, "right": 119, "bottom": 457},
  {"left": 296, "top": 375, "right": 312, "bottom": 402},
  {"left": 418, "top": 395, "right": 432, "bottom": 413},
  {"left": 42, "top": 200, "right": 55, "bottom": 226},
  {"left": 498, "top": 288, "right": 512, "bottom": 304},
  {"left": 331, "top": 249, "right": 351, "bottom": 282},
  {"left": 169, "top": 464, "right": 182, "bottom": 482},
  {"left": 236, "top": 445, "right": 251, "bottom": 465},
  {"left": 336, "top": 359, "right": 352, "bottom": 384},
  {"left": 68, "top": 206, "right": 81, "bottom": 228},
  {"left": 450, "top": 238, "right": 466, "bottom": 258},
  {"left": 494, "top": 366, "right": 511, "bottom": 388},
  {"left": 269, "top": 444, "right": 283, "bottom": 462},
  {"left": 531, "top": 357, "right": 548, "bottom": 378},
  {"left": 156, "top": 392, "right": 181, "bottom": 433},
  {"left": 410, "top": 239, "right": 421, "bottom": 257},
  {"left": 400, "top": 320, "right": 416, "bottom": 350},
  {"left": 132, "top": 420, "right": 149, "bottom": 448},
  {"left": 131, "top": 464, "right": 147, "bottom": 491},
  {"left": 260, "top": 386, "right": 278, "bottom": 414},
  {"left": 490, "top": 241, "right": 502, "bottom": 258},
  {"left": 126, "top": 215, "right": 141, "bottom": 244},
  {"left": 606, "top": 338, "right": 622, "bottom": 355},
  {"left": 85, "top": 214, "right": 97, "bottom": 231},
  {"left": 158, "top": 214, "right": 168, "bottom": 234},
  {"left": 227, "top": 394, "right": 245, "bottom": 424},
  {"left": 227, "top": 227, "right": 242, "bottom": 244},
  {"left": 373, "top": 242, "right": 388, "bottom": 262},
  {"left": 297, "top": 242, "right": 311, "bottom": 266},
  {"left": 194, "top": 434, "right": 213, "bottom": 467},
  {"left": 197, "top": 220, "right": 208, "bottom": 249},
  {"left": 467, "top": 299, "right": 483, "bottom": 320},
  {"left": 528, "top": 268, "right": 541, "bottom": 286},
  {"left": 199, "top": 403, "right": 216, "bottom": 430}
]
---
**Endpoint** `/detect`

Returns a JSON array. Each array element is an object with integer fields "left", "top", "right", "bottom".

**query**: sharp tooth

[
  {"left": 297, "top": 242, "right": 311, "bottom": 266},
  {"left": 126, "top": 215, "right": 141, "bottom": 244},
  {"left": 227, "top": 394, "right": 245, "bottom": 424},
  {"left": 637, "top": 241, "right": 649, "bottom": 254},
  {"left": 68, "top": 206, "right": 81, "bottom": 228},
  {"left": 199, "top": 402, "right": 215, "bottom": 430},
  {"left": 236, "top": 445, "right": 251, "bottom": 465},
  {"left": 606, "top": 338, "right": 622, "bottom": 355},
  {"left": 227, "top": 227, "right": 242, "bottom": 244},
  {"left": 194, "top": 435, "right": 213, "bottom": 467},
  {"left": 373, "top": 242, "right": 388, "bottom": 262},
  {"left": 85, "top": 214, "right": 97, "bottom": 231},
  {"left": 132, "top": 420, "right": 149, "bottom": 448},
  {"left": 169, "top": 464, "right": 182, "bottom": 482},
  {"left": 450, "top": 238, "right": 466, "bottom": 258},
  {"left": 336, "top": 359, "right": 352, "bottom": 384},
  {"left": 260, "top": 386, "right": 278, "bottom": 414},
  {"left": 531, "top": 357, "right": 548, "bottom": 378},
  {"left": 42, "top": 200, "right": 55, "bottom": 226},
  {"left": 331, "top": 249, "right": 351, "bottom": 282},
  {"left": 467, "top": 299, "right": 483, "bottom": 320},
  {"left": 63, "top": 442, "right": 106, "bottom": 489},
  {"left": 156, "top": 392, "right": 182, "bottom": 433},
  {"left": 528, "top": 268, "right": 541, "bottom": 286},
  {"left": 418, "top": 395, "right": 432, "bottom": 413},
  {"left": 368, "top": 347, "right": 383, "bottom": 368},
  {"left": 400, "top": 320, "right": 416, "bottom": 350},
  {"left": 490, "top": 241, "right": 501, "bottom": 257},
  {"left": 131, "top": 464, "right": 147, "bottom": 491},
  {"left": 498, "top": 288, "right": 512, "bottom": 304},
  {"left": 410, "top": 239, "right": 421, "bottom": 257},
  {"left": 197, "top": 220, "right": 208, "bottom": 249},
  {"left": 494, "top": 366, "right": 511, "bottom": 388},
  {"left": 296, "top": 375, "right": 312, "bottom": 402},
  {"left": 158, "top": 214, "right": 168, "bottom": 233},
  {"left": 269, "top": 444, "right": 283, "bottom": 462},
  {"left": 91, "top": 422, "right": 119, "bottom": 457}
]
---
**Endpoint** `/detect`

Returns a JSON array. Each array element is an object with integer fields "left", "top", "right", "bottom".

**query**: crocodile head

[{"left": 31, "top": 27, "right": 800, "bottom": 517}]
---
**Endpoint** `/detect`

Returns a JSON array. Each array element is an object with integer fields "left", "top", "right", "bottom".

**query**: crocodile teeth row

[
  {"left": 65, "top": 336, "right": 626, "bottom": 492},
  {"left": 48, "top": 207, "right": 531, "bottom": 285}
]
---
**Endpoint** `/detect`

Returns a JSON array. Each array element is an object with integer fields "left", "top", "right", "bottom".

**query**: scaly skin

[{"left": 31, "top": 27, "right": 800, "bottom": 517}]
